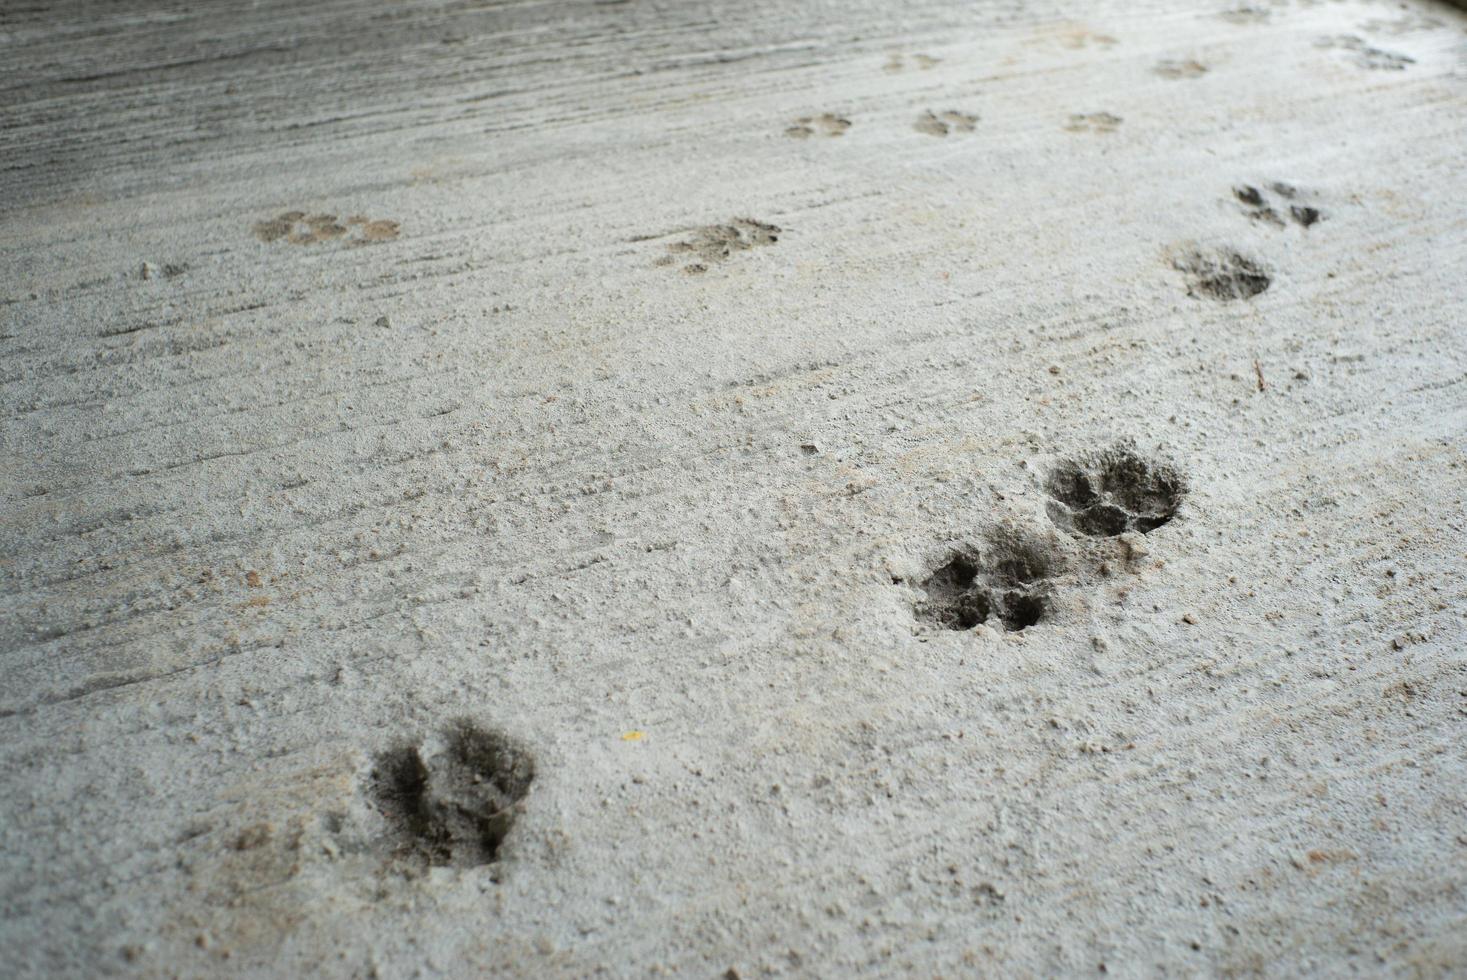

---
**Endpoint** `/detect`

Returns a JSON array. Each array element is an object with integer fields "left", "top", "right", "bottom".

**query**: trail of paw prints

[
  {"left": 1170, "top": 246, "right": 1270, "bottom": 301},
  {"left": 902, "top": 448, "right": 1187, "bottom": 634},
  {"left": 656, "top": 218, "right": 780, "bottom": 274},
  {"left": 367, "top": 720, "right": 534, "bottom": 871},
  {"left": 885, "top": 52, "right": 940, "bottom": 73},
  {"left": 1315, "top": 35, "right": 1413, "bottom": 71},
  {"left": 1233, "top": 183, "right": 1322, "bottom": 229},
  {"left": 1044, "top": 446, "right": 1186, "bottom": 537},
  {"left": 913, "top": 532, "right": 1058, "bottom": 633},
  {"left": 253, "top": 211, "right": 400, "bottom": 246},
  {"left": 1065, "top": 112, "right": 1122, "bottom": 134},
  {"left": 915, "top": 110, "right": 977, "bottom": 137},
  {"left": 786, "top": 113, "right": 851, "bottom": 138},
  {"left": 1154, "top": 58, "right": 1207, "bottom": 79}
]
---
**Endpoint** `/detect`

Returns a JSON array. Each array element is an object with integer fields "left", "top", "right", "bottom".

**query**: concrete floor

[{"left": 3, "top": 0, "right": 1466, "bottom": 976}]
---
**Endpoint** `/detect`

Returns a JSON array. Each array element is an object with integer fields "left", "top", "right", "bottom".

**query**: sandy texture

[{"left": 3, "top": 0, "right": 1466, "bottom": 975}]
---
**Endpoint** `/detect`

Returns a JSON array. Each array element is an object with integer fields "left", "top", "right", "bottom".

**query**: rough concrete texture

[{"left": 2, "top": 0, "right": 1466, "bottom": 976}]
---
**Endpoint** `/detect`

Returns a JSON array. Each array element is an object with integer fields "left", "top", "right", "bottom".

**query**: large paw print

[
  {"left": 1045, "top": 446, "right": 1186, "bottom": 537},
  {"left": 368, "top": 720, "right": 534, "bottom": 869},
  {"left": 1170, "top": 246, "right": 1270, "bottom": 301}
]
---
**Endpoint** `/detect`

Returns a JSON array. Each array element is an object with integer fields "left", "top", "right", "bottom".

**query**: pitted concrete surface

[{"left": 2, "top": 1, "right": 1466, "bottom": 975}]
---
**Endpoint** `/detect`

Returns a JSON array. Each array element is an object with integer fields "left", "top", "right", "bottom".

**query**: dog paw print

[
  {"left": 1315, "top": 35, "right": 1413, "bottom": 70},
  {"left": 885, "top": 53, "right": 940, "bottom": 73},
  {"left": 253, "top": 211, "right": 400, "bottom": 245},
  {"left": 1170, "top": 246, "right": 1270, "bottom": 301},
  {"left": 1045, "top": 446, "right": 1186, "bottom": 537},
  {"left": 1059, "top": 27, "right": 1118, "bottom": 50},
  {"left": 1220, "top": 7, "right": 1271, "bottom": 25},
  {"left": 915, "top": 110, "right": 977, "bottom": 137},
  {"left": 1360, "top": 13, "right": 1443, "bottom": 35},
  {"left": 368, "top": 720, "right": 534, "bottom": 869},
  {"left": 786, "top": 113, "right": 851, "bottom": 138},
  {"left": 657, "top": 218, "right": 780, "bottom": 274},
  {"left": 1064, "top": 112, "right": 1122, "bottom": 134},
  {"left": 1233, "top": 184, "right": 1322, "bottom": 229},
  {"left": 915, "top": 533, "right": 1057, "bottom": 633},
  {"left": 1154, "top": 58, "right": 1207, "bottom": 79}
]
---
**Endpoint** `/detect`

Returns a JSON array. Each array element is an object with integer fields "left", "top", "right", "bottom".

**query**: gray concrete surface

[{"left": 3, "top": 0, "right": 1466, "bottom": 976}]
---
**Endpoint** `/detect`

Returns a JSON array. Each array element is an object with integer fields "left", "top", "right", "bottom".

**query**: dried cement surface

[{"left": 2, "top": 0, "right": 1466, "bottom": 975}]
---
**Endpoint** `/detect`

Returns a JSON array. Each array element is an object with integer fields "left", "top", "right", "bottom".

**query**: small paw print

[
  {"left": 915, "top": 110, "right": 977, "bottom": 137},
  {"left": 1064, "top": 112, "right": 1122, "bottom": 133},
  {"left": 655, "top": 218, "right": 781, "bottom": 274},
  {"left": 785, "top": 113, "right": 852, "bottom": 138},
  {"left": 253, "top": 211, "right": 400, "bottom": 245},
  {"left": 885, "top": 53, "right": 940, "bottom": 73}
]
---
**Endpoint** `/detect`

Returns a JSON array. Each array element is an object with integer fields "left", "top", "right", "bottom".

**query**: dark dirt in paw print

[
  {"left": 916, "top": 533, "right": 1058, "bottom": 633},
  {"left": 254, "top": 211, "right": 400, "bottom": 245},
  {"left": 786, "top": 113, "right": 851, "bottom": 138},
  {"left": 1045, "top": 445, "right": 1185, "bottom": 538},
  {"left": 660, "top": 218, "right": 780, "bottom": 273},
  {"left": 915, "top": 110, "right": 977, "bottom": 137},
  {"left": 1315, "top": 35, "right": 1413, "bottom": 71},
  {"left": 1064, "top": 112, "right": 1122, "bottom": 134},
  {"left": 1171, "top": 247, "right": 1270, "bottom": 301},
  {"left": 1233, "top": 184, "right": 1323, "bottom": 229},
  {"left": 1233, "top": 185, "right": 1284, "bottom": 227},
  {"left": 368, "top": 720, "right": 534, "bottom": 869},
  {"left": 1290, "top": 205, "right": 1320, "bottom": 227}
]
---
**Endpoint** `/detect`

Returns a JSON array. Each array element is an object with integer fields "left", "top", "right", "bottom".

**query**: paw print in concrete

[
  {"left": 1064, "top": 112, "right": 1122, "bottom": 133},
  {"left": 1154, "top": 59, "right": 1208, "bottom": 79},
  {"left": 368, "top": 720, "right": 534, "bottom": 869},
  {"left": 915, "top": 532, "right": 1058, "bottom": 633},
  {"left": 915, "top": 110, "right": 978, "bottom": 137},
  {"left": 253, "top": 211, "right": 400, "bottom": 245},
  {"left": 885, "top": 53, "right": 940, "bottom": 73},
  {"left": 1045, "top": 446, "right": 1186, "bottom": 537},
  {"left": 1233, "top": 183, "right": 1322, "bottom": 229},
  {"left": 659, "top": 218, "right": 781, "bottom": 274},
  {"left": 1170, "top": 246, "right": 1271, "bottom": 301},
  {"left": 786, "top": 113, "right": 851, "bottom": 138},
  {"left": 1315, "top": 35, "right": 1413, "bottom": 71}
]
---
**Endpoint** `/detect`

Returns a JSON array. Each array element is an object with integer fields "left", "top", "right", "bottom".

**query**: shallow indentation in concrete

[{"left": 1172, "top": 247, "right": 1270, "bottom": 301}]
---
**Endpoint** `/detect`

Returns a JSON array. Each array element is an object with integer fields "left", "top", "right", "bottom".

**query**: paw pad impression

[{"left": 1045, "top": 446, "right": 1186, "bottom": 537}]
